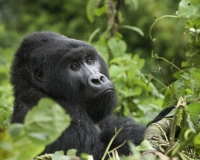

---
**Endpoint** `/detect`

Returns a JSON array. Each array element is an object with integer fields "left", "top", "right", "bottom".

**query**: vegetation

[{"left": 0, "top": 0, "right": 200, "bottom": 159}]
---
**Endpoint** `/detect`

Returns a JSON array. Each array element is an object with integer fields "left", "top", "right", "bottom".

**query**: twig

[
  {"left": 165, "top": 141, "right": 179, "bottom": 156},
  {"left": 108, "top": 140, "right": 126, "bottom": 154},
  {"left": 143, "top": 73, "right": 167, "bottom": 88},
  {"left": 101, "top": 128, "right": 122, "bottom": 160},
  {"left": 158, "top": 64, "right": 178, "bottom": 101},
  {"left": 157, "top": 56, "right": 182, "bottom": 72}
]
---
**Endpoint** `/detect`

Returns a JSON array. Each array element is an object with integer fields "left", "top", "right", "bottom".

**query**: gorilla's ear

[{"left": 34, "top": 68, "right": 44, "bottom": 82}]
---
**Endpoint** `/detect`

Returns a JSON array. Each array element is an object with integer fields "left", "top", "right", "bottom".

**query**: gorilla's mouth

[{"left": 95, "top": 88, "right": 115, "bottom": 100}]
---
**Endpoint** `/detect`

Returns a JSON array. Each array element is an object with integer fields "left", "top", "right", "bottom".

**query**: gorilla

[{"left": 11, "top": 31, "right": 172, "bottom": 159}]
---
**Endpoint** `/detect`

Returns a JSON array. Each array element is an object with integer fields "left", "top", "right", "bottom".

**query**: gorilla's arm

[
  {"left": 99, "top": 106, "right": 175, "bottom": 155},
  {"left": 147, "top": 106, "right": 174, "bottom": 126},
  {"left": 99, "top": 115, "right": 145, "bottom": 155}
]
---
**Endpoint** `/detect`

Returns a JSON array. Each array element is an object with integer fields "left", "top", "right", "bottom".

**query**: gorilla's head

[{"left": 11, "top": 31, "right": 117, "bottom": 122}]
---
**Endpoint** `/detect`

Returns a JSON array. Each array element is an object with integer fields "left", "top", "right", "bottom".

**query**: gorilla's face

[
  {"left": 14, "top": 31, "right": 117, "bottom": 122},
  {"left": 55, "top": 46, "right": 115, "bottom": 103}
]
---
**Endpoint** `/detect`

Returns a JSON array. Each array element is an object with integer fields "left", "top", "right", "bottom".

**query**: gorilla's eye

[
  {"left": 86, "top": 58, "right": 94, "bottom": 65},
  {"left": 70, "top": 63, "right": 80, "bottom": 70}
]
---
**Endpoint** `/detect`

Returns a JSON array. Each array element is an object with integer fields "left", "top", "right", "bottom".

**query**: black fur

[
  {"left": 147, "top": 106, "right": 175, "bottom": 126},
  {"left": 10, "top": 31, "right": 172, "bottom": 159}
]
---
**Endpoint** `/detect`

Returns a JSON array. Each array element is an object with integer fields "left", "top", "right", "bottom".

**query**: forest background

[
  {"left": 1, "top": 0, "right": 200, "bottom": 159},
  {"left": 0, "top": 0, "right": 185, "bottom": 126}
]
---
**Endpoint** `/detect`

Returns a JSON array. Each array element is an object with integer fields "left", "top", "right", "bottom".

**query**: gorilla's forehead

[
  {"left": 44, "top": 34, "right": 98, "bottom": 57},
  {"left": 65, "top": 45, "right": 98, "bottom": 57},
  {"left": 21, "top": 31, "right": 101, "bottom": 63}
]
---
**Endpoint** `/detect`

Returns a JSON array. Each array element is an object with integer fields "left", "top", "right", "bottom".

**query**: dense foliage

[{"left": 0, "top": 0, "right": 200, "bottom": 159}]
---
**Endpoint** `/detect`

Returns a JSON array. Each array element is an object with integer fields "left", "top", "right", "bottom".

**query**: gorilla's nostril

[
  {"left": 92, "top": 79, "right": 101, "bottom": 85},
  {"left": 100, "top": 76, "right": 105, "bottom": 82}
]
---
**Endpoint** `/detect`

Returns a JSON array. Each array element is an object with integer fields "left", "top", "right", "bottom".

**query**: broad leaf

[
  {"left": 179, "top": 0, "right": 200, "bottom": 19},
  {"left": 24, "top": 98, "right": 71, "bottom": 145},
  {"left": 86, "top": 0, "right": 102, "bottom": 23}
]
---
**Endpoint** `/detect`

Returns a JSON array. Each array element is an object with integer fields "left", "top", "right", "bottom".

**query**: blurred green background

[{"left": 0, "top": 0, "right": 187, "bottom": 127}]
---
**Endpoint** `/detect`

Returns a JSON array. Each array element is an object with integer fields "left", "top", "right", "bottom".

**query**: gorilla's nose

[
  {"left": 88, "top": 73, "right": 110, "bottom": 90},
  {"left": 91, "top": 75, "right": 105, "bottom": 85}
]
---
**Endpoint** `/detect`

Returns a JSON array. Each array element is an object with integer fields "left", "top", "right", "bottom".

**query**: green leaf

[
  {"left": 130, "top": 0, "right": 138, "bottom": 9},
  {"left": 107, "top": 37, "right": 127, "bottom": 57},
  {"left": 181, "top": 61, "right": 190, "bottom": 67},
  {"left": 192, "top": 69, "right": 200, "bottom": 85},
  {"left": 109, "top": 65, "right": 126, "bottom": 78},
  {"left": 88, "top": 28, "right": 101, "bottom": 43},
  {"left": 187, "top": 103, "right": 200, "bottom": 116},
  {"left": 119, "top": 87, "right": 142, "bottom": 97},
  {"left": 178, "top": 0, "right": 200, "bottom": 19},
  {"left": 0, "top": 97, "right": 72, "bottom": 160},
  {"left": 94, "top": 44, "right": 109, "bottom": 62},
  {"left": 95, "top": 6, "right": 107, "bottom": 17},
  {"left": 194, "top": 134, "right": 200, "bottom": 148},
  {"left": 187, "top": 115, "right": 196, "bottom": 132},
  {"left": 191, "top": 0, "right": 200, "bottom": 7},
  {"left": 180, "top": 72, "right": 191, "bottom": 80},
  {"left": 190, "top": 18, "right": 200, "bottom": 28},
  {"left": 127, "top": 141, "right": 139, "bottom": 155},
  {"left": 36, "top": 150, "right": 77, "bottom": 160},
  {"left": 67, "top": 149, "right": 77, "bottom": 156},
  {"left": 80, "top": 153, "right": 94, "bottom": 160},
  {"left": 178, "top": 127, "right": 191, "bottom": 141},
  {"left": 86, "top": 0, "right": 102, "bottom": 23},
  {"left": 13, "top": 137, "right": 45, "bottom": 160},
  {"left": 189, "top": 53, "right": 200, "bottom": 68},
  {"left": 24, "top": 98, "right": 71, "bottom": 145},
  {"left": 136, "top": 140, "right": 155, "bottom": 151},
  {"left": 121, "top": 25, "right": 144, "bottom": 36},
  {"left": 174, "top": 79, "right": 185, "bottom": 95},
  {"left": 8, "top": 124, "right": 24, "bottom": 138},
  {"left": 185, "top": 88, "right": 194, "bottom": 94},
  {"left": 187, "top": 103, "right": 200, "bottom": 131},
  {"left": 185, "top": 20, "right": 194, "bottom": 28},
  {"left": 173, "top": 71, "right": 181, "bottom": 79},
  {"left": 52, "top": 151, "right": 71, "bottom": 160},
  {"left": 27, "top": 132, "right": 49, "bottom": 144}
]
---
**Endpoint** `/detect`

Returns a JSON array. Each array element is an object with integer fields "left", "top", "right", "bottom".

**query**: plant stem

[
  {"left": 101, "top": 128, "right": 122, "bottom": 160},
  {"left": 143, "top": 73, "right": 167, "bottom": 88},
  {"left": 158, "top": 64, "right": 178, "bottom": 101},
  {"left": 149, "top": 15, "right": 181, "bottom": 41},
  {"left": 157, "top": 56, "right": 182, "bottom": 72}
]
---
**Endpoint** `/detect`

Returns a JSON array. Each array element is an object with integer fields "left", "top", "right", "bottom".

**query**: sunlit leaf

[
  {"left": 136, "top": 140, "right": 155, "bottom": 151},
  {"left": 67, "top": 149, "right": 77, "bottom": 156},
  {"left": 178, "top": 0, "right": 200, "bottom": 18},
  {"left": 24, "top": 98, "right": 71, "bottom": 145},
  {"left": 107, "top": 37, "right": 127, "bottom": 57}
]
